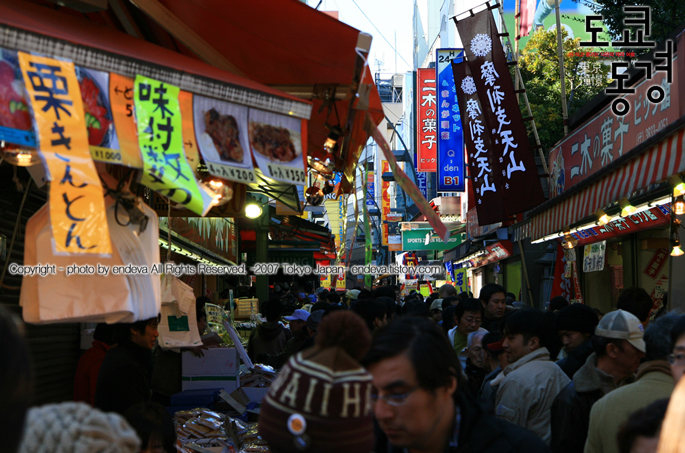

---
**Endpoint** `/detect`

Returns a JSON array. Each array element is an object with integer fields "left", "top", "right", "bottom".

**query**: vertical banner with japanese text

[
  {"left": 381, "top": 160, "right": 390, "bottom": 245},
  {"left": 416, "top": 68, "right": 437, "bottom": 172},
  {"left": 108, "top": 73, "right": 143, "bottom": 168},
  {"left": 436, "top": 49, "right": 465, "bottom": 192},
  {"left": 455, "top": 10, "right": 545, "bottom": 222},
  {"left": 134, "top": 75, "right": 214, "bottom": 216},
  {"left": 363, "top": 165, "right": 373, "bottom": 289},
  {"left": 454, "top": 267, "right": 468, "bottom": 293},
  {"left": 18, "top": 53, "right": 111, "bottom": 255},
  {"left": 452, "top": 60, "right": 507, "bottom": 224}
]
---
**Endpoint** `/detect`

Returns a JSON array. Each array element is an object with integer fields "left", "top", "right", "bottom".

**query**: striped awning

[{"left": 531, "top": 127, "right": 685, "bottom": 241}]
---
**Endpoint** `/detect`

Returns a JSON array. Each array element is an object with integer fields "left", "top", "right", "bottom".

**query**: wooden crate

[{"left": 234, "top": 298, "right": 259, "bottom": 320}]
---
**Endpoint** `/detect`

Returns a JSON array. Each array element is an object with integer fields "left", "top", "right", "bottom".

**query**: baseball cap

[
  {"left": 307, "top": 310, "right": 325, "bottom": 332},
  {"left": 595, "top": 309, "right": 646, "bottom": 353},
  {"left": 345, "top": 289, "right": 361, "bottom": 301},
  {"left": 284, "top": 309, "right": 310, "bottom": 322},
  {"left": 486, "top": 339, "right": 505, "bottom": 352},
  {"left": 429, "top": 299, "right": 443, "bottom": 311},
  {"left": 297, "top": 292, "right": 307, "bottom": 302}
]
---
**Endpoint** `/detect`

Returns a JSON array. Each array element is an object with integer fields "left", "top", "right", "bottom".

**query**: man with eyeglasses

[
  {"left": 447, "top": 298, "right": 487, "bottom": 368},
  {"left": 584, "top": 312, "right": 680, "bottom": 453},
  {"left": 364, "top": 317, "right": 550, "bottom": 453}
]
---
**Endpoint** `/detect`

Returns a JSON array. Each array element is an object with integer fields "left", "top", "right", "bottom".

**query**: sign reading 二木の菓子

[{"left": 417, "top": 69, "right": 438, "bottom": 172}]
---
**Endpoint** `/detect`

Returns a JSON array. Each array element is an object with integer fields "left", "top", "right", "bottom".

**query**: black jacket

[
  {"left": 550, "top": 353, "right": 627, "bottom": 453},
  {"left": 94, "top": 340, "right": 153, "bottom": 415},
  {"left": 385, "top": 391, "right": 550, "bottom": 453},
  {"left": 556, "top": 339, "right": 594, "bottom": 379}
]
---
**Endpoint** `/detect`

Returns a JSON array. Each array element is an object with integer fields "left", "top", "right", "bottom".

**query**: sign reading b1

[{"left": 436, "top": 49, "right": 465, "bottom": 192}]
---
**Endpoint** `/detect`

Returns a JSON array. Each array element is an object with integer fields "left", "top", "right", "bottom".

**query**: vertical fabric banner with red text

[{"left": 455, "top": 9, "right": 545, "bottom": 223}]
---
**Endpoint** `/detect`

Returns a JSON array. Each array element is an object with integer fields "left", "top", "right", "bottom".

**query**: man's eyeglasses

[
  {"left": 668, "top": 352, "right": 685, "bottom": 366},
  {"left": 462, "top": 317, "right": 482, "bottom": 325},
  {"left": 370, "top": 386, "right": 419, "bottom": 407},
  {"left": 469, "top": 346, "right": 485, "bottom": 355}
]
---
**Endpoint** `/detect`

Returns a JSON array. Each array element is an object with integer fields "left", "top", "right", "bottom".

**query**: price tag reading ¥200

[
  {"left": 206, "top": 161, "right": 256, "bottom": 184},
  {"left": 266, "top": 163, "right": 306, "bottom": 184}
]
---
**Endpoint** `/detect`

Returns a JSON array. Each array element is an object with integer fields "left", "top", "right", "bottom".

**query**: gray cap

[{"left": 307, "top": 310, "right": 325, "bottom": 332}]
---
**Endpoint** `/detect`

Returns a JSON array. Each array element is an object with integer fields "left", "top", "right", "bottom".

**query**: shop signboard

[
  {"left": 436, "top": 49, "right": 465, "bottom": 192},
  {"left": 0, "top": 49, "right": 36, "bottom": 147},
  {"left": 366, "top": 170, "right": 375, "bottom": 206},
  {"left": 134, "top": 75, "right": 215, "bottom": 216},
  {"left": 267, "top": 250, "right": 314, "bottom": 267},
  {"left": 387, "top": 213, "right": 403, "bottom": 252},
  {"left": 466, "top": 208, "right": 501, "bottom": 240},
  {"left": 454, "top": 267, "right": 468, "bottom": 293},
  {"left": 402, "top": 229, "right": 465, "bottom": 251},
  {"left": 470, "top": 241, "right": 513, "bottom": 269},
  {"left": 643, "top": 248, "right": 669, "bottom": 280},
  {"left": 548, "top": 33, "right": 681, "bottom": 198},
  {"left": 19, "top": 52, "right": 111, "bottom": 255},
  {"left": 583, "top": 240, "right": 606, "bottom": 273},
  {"left": 381, "top": 160, "right": 391, "bottom": 245},
  {"left": 417, "top": 68, "right": 437, "bottom": 172},
  {"left": 320, "top": 274, "right": 331, "bottom": 289},
  {"left": 414, "top": 150, "right": 428, "bottom": 200},
  {"left": 248, "top": 108, "right": 307, "bottom": 186},
  {"left": 445, "top": 260, "right": 456, "bottom": 283},
  {"left": 572, "top": 204, "right": 671, "bottom": 247},
  {"left": 193, "top": 94, "right": 256, "bottom": 185}
]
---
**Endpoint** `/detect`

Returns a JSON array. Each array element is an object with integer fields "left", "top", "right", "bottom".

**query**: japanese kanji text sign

[
  {"left": 108, "top": 73, "right": 143, "bottom": 168},
  {"left": 417, "top": 68, "right": 437, "bottom": 172},
  {"left": 454, "top": 9, "right": 545, "bottom": 224},
  {"left": 19, "top": 52, "right": 111, "bottom": 255},
  {"left": 134, "top": 75, "right": 213, "bottom": 216},
  {"left": 453, "top": 59, "right": 506, "bottom": 224},
  {"left": 436, "top": 49, "right": 465, "bottom": 192}
]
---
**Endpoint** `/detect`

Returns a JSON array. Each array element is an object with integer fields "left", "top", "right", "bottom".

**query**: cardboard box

[
  {"left": 241, "top": 387, "right": 269, "bottom": 403},
  {"left": 181, "top": 347, "right": 239, "bottom": 393},
  {"left": 181, "top": 375, "right": 239, "bottom": 393},
  {"left": 182, "top": 347, "right": 238, "bottom": 376}
]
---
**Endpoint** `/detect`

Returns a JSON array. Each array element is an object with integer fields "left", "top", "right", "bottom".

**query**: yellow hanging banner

[
  {"left": 18, "top": 53, "right": 111, "bottom": 255},
  {"left": 133, "top": 75, "right": 213, "bottom": 216}
]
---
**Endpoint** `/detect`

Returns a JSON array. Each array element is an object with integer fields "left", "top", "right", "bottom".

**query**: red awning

[
  {"left": 530, "top": 128, "right": 685, "bottom": 241},
  {"left": 0, "top": 0, "right": 309, "bottom": 111},
  {"left": 137, "top": 0, "right": 384, "bottom": 180}
]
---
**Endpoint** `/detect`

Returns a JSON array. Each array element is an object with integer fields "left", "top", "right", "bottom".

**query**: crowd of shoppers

[{"left": 4, "top": 282, "right": 685, "bottom": 453}]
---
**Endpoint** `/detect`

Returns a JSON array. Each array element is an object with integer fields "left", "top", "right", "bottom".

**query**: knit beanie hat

[
  {"left": 19, "top": 402, "right": 141, "bottom": 453},
  {"left": 259, "top": 311, "right": 374, "bottom": 453},
  {"left": 555, "top": 303, "right": 599, "bottom": 335}
]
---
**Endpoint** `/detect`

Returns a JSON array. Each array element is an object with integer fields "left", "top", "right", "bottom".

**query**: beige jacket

[{"left": 495, "top": 347, "right": 571, "bottom": 446}]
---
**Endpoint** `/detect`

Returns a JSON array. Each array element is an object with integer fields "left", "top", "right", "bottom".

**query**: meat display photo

[
  {"left": 0, "top": 50, "right": 32, "bottom": 132},
  {"left": 204, "top": 108, "right": 244, "bottom": 163},
  {"left": 76, "top": 68, "right": 115, "bottom": 148},
  {"left": 192, "top": 94, "right": 255, "bottom": 183},
  {"left": 249, "top": 121, "right": 300, "bottom": 163}
]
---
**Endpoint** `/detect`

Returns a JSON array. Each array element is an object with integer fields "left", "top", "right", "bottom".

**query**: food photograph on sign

[
  {"left": 193, "top": 94, "right": 255, "bottom": 183},
  {"left": 0, "top": 48, "right": 35, "bottom": 148},
  {"left": 75, "top": 67, "right": 121, "bottom": 156},
  {"left": 248, "top": 108, "right": 305, "bottom": 185}
]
